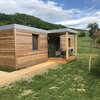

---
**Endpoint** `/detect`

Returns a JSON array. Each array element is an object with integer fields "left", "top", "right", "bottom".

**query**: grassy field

[
  {"left": 78, "top": 36, "right": 91, "bottom": 54},
  {"left": 0, "top": 36, "right": 100, "bottom": 100},
  {"left": 77, "top": 36, "right": 99, "bottom": 54}
]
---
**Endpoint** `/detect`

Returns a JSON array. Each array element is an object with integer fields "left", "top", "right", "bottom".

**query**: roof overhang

[
  {"left": 47, "top": 28, "right": 77, "bottom": 34},
  {"left": 0, "top": 24, "right": 46, "bottom": 33},
  {"left": 0, "top": 24, "right": 78, "bottom": 34}
]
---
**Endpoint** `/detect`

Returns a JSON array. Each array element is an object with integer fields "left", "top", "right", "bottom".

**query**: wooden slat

[
  {"left": 60, "top": 34, "right": 66, "bottom": 49},
  {"left": 0, "top": 29, "right": 15, "bottom": 68},
  {"left": 66, "top": 32, "right": 69, "bottom": 59},
  {"left": 75, "top": 35, "right": 77, "bottom": 56},
  {"left": 15, "top": 29, "right": 48, "bottom": 69}
]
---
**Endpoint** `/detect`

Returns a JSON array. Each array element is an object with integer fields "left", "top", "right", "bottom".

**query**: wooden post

[
  {"left": 88, "top": 40, "right": 93, "bottom": 72},
  {"left": 66, "top": 32, "right": 69, "bottom": 60},
  {"left": 75, "top": 34, "right": 77, "bottom": 56},
  {"left": 89, "top": 54, "right": 92, "bottom": 71},
  {"left": 14, "top": 29, "right": 17, "bottom": 69}
]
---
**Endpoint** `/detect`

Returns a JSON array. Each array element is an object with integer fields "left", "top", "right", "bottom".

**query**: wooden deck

[
  {"left": 48, "top": 58, "right": 67, "bottom": 64},
  {"left": 48, "top": 56, "right": 77, "bottom": 64}
]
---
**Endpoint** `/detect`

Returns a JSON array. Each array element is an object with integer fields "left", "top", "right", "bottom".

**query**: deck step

[
  {"left": 48, "top": 56, "right": 77, "bottom": 64},
  {"left": 48, "top": 58, "right": 67, "bottom": 64}
]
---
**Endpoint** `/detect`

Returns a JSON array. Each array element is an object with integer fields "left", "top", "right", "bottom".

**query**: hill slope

[{"left": 0, "top": 13, "right": 66, "bottom": 30}]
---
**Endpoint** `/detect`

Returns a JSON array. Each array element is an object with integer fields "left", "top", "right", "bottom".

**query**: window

[
  {"left": 68, "top": 38, "right": 71, "bottom": 47},
  {"left": 32, "top": 34, "right": 38, "bottom": 50}
]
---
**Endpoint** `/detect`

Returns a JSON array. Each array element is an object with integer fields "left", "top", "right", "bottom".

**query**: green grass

[
  {"left": 0, "top": 66, "right": 15, "bottom": 72},
  {"left": 77, "top": 36, "right": 98, "bottom": 54},
  {"left": 0, "top": 36, "right": 100, "bottom": 100},
  {"left": 78, "top": 36, "right": 91, "bottom": 54},
  {"left": 0, "top": 56, "right": 100, "bottom": 100}
]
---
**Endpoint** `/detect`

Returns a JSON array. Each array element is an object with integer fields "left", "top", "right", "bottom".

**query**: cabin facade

[{"left": 0, "top": 24, "right": 77, "bottom": 69}]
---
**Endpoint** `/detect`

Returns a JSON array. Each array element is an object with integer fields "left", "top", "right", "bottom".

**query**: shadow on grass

[
  {"left": 0, "top": 67, "right": 15, "bottom": 72},
  {"left": 90, "top": 56, "right": 100, "bottom": 78},
  {"left": 0, "top": 64, "right": 16, "bottom": 72},
  {"left": 91, "top": 68, "right": 100, "bottom": 78}
]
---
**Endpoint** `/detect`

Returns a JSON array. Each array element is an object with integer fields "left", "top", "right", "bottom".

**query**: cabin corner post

[
  {"left": 66, "top": 32, "right": 69, "bottom": 60},
  {"left": 14, "top": 28, "right": 17, "bottom": 69},
  {"left": 75, "top": 34, "right": 77, "bottom": 56}
]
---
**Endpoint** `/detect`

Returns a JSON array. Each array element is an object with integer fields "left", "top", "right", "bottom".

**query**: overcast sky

[{"left": 0, "top": 0, "right": 100, "bottom": 29}]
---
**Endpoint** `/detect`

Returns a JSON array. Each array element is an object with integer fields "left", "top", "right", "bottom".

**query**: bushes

[{"left": 78, "top": 31, "right": 86, "bottom": 37}]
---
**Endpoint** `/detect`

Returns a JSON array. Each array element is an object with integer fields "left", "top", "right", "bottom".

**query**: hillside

[{"left": 0, "top": 13, "right": 66, "bottom": 30}]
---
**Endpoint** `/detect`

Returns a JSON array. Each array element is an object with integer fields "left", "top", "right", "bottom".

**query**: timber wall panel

[
  {"left": 0, "top": 29, "right": 15, "bottom": 68},
  {"left": 15, "top": 29, "right": 48, "bottom": 69},
  {"left": 60, "top": 34, "right": 75, "bottom": 53},
  {"left": 60, "top": 34, "right": 66, "bottom": 49},
  {"left": 68, "top": 34, "right": 75, "bottom": 49}
]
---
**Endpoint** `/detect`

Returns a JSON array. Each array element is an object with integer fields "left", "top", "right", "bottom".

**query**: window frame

[
  {"left": 68, "top": 38, "right": 71, "bottom": 47},
  {"left": 32, "top": 34, "right": 39, "bottom": 50}
]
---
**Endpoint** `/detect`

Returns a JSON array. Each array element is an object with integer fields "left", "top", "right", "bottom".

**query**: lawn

[
  {"left": 78, "top": 36, "right": 91, "bottom": 54},
  {"left": 77, "top": 35, "right": 98, "bottom": 54},
  {"left": 0, "top": 67, "right": 15, "bottom": 72},
  {"left": 0, "top": 36, "right": 100, "bottom": 100}
]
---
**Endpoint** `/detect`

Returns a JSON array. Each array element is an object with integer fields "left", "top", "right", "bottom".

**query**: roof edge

[
  {"left": 47, "top": 28, "right": 78, "bottom": 34},
  {"left": 0, "top": 24, "right": 46, "bottom": 32},
  {"left": 0, "top": 24, "right": 78, "bottom": 34},
  {"left": 0, "top": 24, "right": 15, "bottom": 30}
]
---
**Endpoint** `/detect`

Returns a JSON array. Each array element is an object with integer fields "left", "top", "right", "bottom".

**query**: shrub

[{"left": 78, "top": 31, "right": 86, "bottom": 37}]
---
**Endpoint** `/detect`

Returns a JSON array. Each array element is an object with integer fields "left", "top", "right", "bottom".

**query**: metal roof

[
  {"left": 47, "top": 28, "right": 77, "bottom": 34},
  {"left": 0, "top": 24, "right": 77, "bottom": 34},
  {"left": 0, "top": 24, "right": 46, "bottom": 32}
]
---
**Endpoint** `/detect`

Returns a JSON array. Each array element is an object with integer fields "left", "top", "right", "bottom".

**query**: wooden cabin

[{"left": 0, "top": 24, "right": 77, "bottom": 69}]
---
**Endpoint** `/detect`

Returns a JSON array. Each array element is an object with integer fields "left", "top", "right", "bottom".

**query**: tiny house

[{"left": 0, "top": 24, "right": 77, "bottom": 69}]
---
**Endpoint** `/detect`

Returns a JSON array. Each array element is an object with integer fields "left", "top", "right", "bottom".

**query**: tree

[
  {"left": 0, "top": 22, "right": 6, "bottom": 26},
  {"left": 87, "top": 23, "right": 100, "bottom": 72},
  {"left": 0, "top": 13, "right": 66, "bottom": 30},
  {"left": 87, "top": 23, "right": 100, "bottom": 47},
  {"left": 78, "top": 30, "right": 86, "bottom": 37},
  {"left": 87, "top": 23, "right": 99, "bottom": 43}
]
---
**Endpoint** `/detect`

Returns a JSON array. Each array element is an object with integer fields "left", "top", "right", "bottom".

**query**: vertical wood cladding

[
  {"left": 0, "top": 29, "right": 15, "bottom": 68},
  {"left": 60, "top": 34, "right": 75, "bottom": 50},
  {"left": 15, "top": 29, "right": 48, "bottom": 69},
  {"left": 68, "top": 34, "right": 75, "bottom": 49},
  {"left": 0, "top": 27, "right": 76, "bottom": 69},
  {"left": 60, "top": 34, "right": 66, "bottom": 49}
]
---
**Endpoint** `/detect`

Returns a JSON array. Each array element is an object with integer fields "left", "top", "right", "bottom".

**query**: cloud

[
  {"left": 56, "top": 9, "right": 100, "bottom": 29},
  {"left": 0, "top": 0, "right": 76, "bottom": 22},
  {"left": 0, "top": 0, "right": 100, "bottom": 29}
]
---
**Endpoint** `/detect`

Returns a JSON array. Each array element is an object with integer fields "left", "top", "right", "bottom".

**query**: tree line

[{"left": 0, "top": 13, "right": 66, "bottom": 30}]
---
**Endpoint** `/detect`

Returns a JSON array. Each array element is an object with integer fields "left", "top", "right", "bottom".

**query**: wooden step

[
  {"left": 48, "top": 58, "right": 67, "bottom": 64},
  {"left": 48, "top": 56, "right": 77, "bottom": 64}
]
